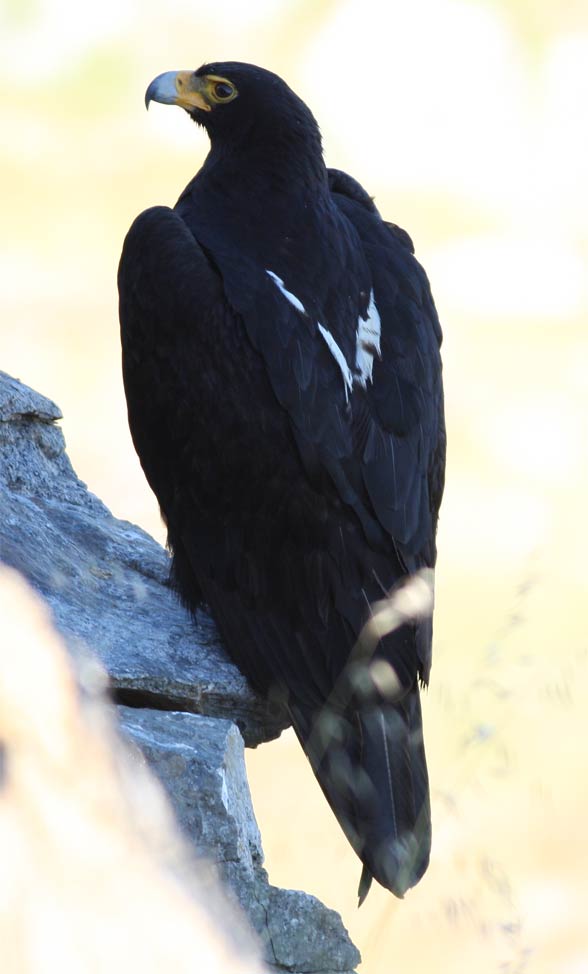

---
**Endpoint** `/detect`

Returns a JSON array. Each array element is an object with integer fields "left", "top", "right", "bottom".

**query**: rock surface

[
  {"left": 0, "top": 371, "right": 360, "bottom": 974},
  {"left": 120, "top": 707, "right": 360, "bottom": 973},
  {"left": 0, "top": 369, "right": 286, "bottom": 747}
]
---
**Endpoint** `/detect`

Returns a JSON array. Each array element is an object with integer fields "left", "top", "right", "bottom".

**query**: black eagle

[{"left": 118, "top": 61, "right": 446, "bottom": 902}]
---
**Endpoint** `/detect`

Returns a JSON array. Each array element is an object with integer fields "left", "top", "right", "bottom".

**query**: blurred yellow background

[{"left": 2, "top": 1, "right": 587, "bottom": 971}]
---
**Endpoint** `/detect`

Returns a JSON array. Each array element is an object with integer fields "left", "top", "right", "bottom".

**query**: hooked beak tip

[{"left": 144, "top": 71, "right": 180, "bottom": 111}]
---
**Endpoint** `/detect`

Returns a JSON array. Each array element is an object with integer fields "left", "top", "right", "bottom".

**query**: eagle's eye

[
  {"left": 204, "top": 75, "right": 238, "bottom": 104},
  {"left": 213, "top": 81, "right": 235, "bottom": 101}
]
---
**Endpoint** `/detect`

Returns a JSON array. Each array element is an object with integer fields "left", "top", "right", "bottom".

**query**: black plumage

[{"left": 118, "top": 61, "right": 446, "bottom": 901}]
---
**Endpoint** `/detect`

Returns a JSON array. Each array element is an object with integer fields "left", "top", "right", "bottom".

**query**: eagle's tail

[{"left": 291, "top": 684, "right": 430, "bottom": 903}]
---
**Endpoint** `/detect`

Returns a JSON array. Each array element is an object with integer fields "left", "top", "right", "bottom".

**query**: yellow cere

[{"left": 173, "top": 71, "right": 212, "bottom": 112}]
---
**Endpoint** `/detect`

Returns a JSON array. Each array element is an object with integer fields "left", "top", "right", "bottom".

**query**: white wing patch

[
  {"left": 318, "top": 323, "right": 353, "bottom": 401},
  {"left": 266, "top": 268, "right": 381, "bottom": 401},
  {"left": 354, "top": 289, "right": 381, "bottom": 386},
  {"left": 265, "top": 270, "right": 307, "bottom": 315}
]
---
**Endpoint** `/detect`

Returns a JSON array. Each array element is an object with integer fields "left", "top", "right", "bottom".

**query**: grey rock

[
  {"left": 0, "top": 370, "right": 360, "bottom": 972},
  {"left": 119, "top": 707, "right": 360, "bottom": 974},
  {"left": 119, "top": 707, "right": 263, "bottom": 880},
  {"left": 0, "top": 371, "right": 287, "bottom": 746},
  {"left": 0, "top": 372, "right": 62, "bottom": 424},
  {"left": 263, "top": 887, "right": 360, "bottom": 974}
]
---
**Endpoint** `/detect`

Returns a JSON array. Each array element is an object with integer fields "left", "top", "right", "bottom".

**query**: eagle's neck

[
  {"left": 182, "top": 131, "right": 330, "bottom": 266},
  {"left": 201, "top": 123, "right": 327, "bottom": 198}
]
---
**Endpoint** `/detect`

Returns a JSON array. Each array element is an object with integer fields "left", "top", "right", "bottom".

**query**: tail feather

[
  {"left": 291, "top": 684, "right": 431, "bottom": 901},
  {"left": 355, "top": 691, "right": 431, "bottom": 897}
]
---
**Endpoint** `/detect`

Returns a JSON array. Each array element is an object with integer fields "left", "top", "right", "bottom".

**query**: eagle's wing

[
  {"left": 118, "top": 204, "right": 224, "bottom": 540},
  {"left": 213, "top": 169, "right": 446, "bottom": 684},
  {"left": 326, "top": 168, "right": 446, "bottom": 680},
  {"left": 328, "top": 168, "right": 445, "bottom": 570}
]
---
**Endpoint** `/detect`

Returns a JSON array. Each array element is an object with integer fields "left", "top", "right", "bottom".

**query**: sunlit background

[{"left": 2, "top": 1, "right": 588, "bottom": 971}]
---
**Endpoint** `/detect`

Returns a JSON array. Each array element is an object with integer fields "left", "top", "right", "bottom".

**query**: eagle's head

[{"left": 145, "top": 61, "right": 321, "bottom": 158}]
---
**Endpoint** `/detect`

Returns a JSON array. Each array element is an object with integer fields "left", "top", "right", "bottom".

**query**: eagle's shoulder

[{"left": 327, "top": 167, "right": 415, "bottom": 255}]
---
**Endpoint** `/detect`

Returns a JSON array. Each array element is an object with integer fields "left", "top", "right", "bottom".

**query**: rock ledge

[{"left": 0, "top": 370, "right": 360, "bottom": 974}]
